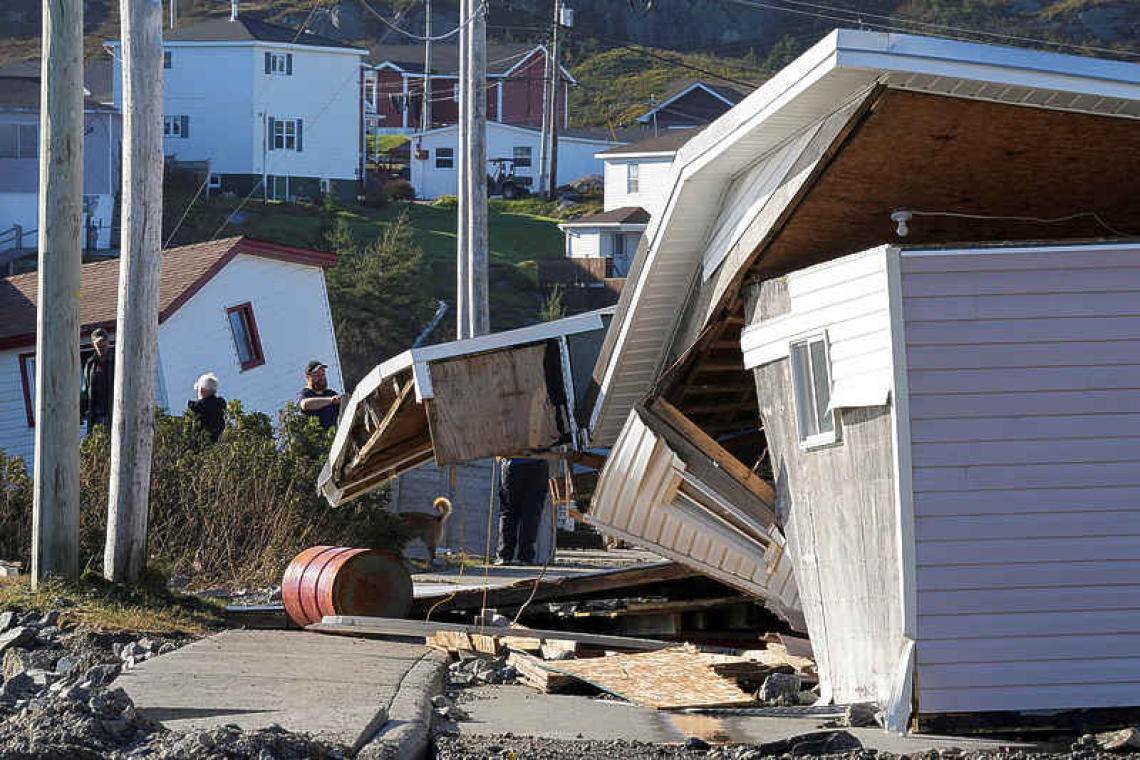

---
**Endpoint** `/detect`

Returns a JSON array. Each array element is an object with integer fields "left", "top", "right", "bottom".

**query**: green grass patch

[{"left": 0, "top": 575, "right": 227, "bottom": 636}]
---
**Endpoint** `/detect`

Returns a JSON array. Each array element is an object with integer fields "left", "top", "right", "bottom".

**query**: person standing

[
  {"left": 497, "top": 457, "right": 550, "bottom": 566},
  {"left": 187, "top": 373, "right": 226, "bottom": 442},
  {"left": 80, "top": 328, "right": 114, "bottom": 434},
  {"left": 297, "top": 360, "right": 343, "bottom": 429}
]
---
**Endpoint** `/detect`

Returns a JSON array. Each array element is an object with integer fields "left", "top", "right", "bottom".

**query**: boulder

[
  {"left": 0, "top": 627, "right": 35, "bottom": 658},
  {"left": 758, "top": 672, "right": 801, "bottom": 705},
  {"left": 0, "top": 611, "right": 15, "bottom": 633},
  {"left": 3, "top": 646, "right": 59, "bottom": 680},
  {"left": 843, "top": 701, "right": 880, "bottom": 728}
]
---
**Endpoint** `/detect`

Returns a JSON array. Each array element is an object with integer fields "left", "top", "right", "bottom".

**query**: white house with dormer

[{"left": 110, "top": 10, "right": 365, "bottom": 203}]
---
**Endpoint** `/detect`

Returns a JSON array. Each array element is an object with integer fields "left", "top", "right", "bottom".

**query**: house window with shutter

[
  {"left": 226, "top": 303, "right": 265, "bottom": 371},
  {"left": 265, "top": 52, "right": 293, "bottom": 75},
  {"left": 163, "top": 115, "right": 189, "bottom": 138},
  {"left": 163, "top": 50, "right": 171, "bottom": 69},
  {"left": 270, "top": 117, "right": 302, "bottom": 151}
]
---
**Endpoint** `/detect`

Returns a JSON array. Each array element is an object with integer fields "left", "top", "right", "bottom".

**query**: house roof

[
  {"left": 588, "top": 28, "right": 1140, "bottom": 446},
  {"left": 367, "top": 43, "right": 574, "bottom": 81},
  {"left": 0, "top": 59, "right": 116, "bottom": 111},
  {"left": 595, "top": 128, "right": 702, "bottom": 158},
  {"left": 560, "top": 206, "right": 650, "bottom": 227},
  {"left": 0, "top": 237, "right": 337, "bottom": 350},
  {"left": 637, "top": 79, "right": 752, "bottom": 123},
  {"left": 160, "top": 15, "right": 365, "bottom": 51}
]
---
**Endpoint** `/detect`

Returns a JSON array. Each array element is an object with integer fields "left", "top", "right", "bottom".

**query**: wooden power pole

[
  {"left": 467, "top": 0, "right": 488, "bottom": 336},
  {"left": 546, "top": 0, "right": 562, "bottom": 202},
  {"left": 456, "top": 0, "right": 469, "bottom": 339},
  {"left": 32, "top": 0, "right": 85, "bottom": 588},
  {"left": 421, "top": 0, "right": 431, "bottom": 132},
  {"left": 536, "top": 34, "right": 551, "bottom": 196},
  {"left": 105, "top": 0, "right": 164, "bottom": 584}
]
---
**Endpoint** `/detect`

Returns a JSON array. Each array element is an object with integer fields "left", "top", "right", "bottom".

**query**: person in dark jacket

[
  {"left": 187, "top": 373, "right": 226, "bottom": 442},
  {"left": 80, "top": 328, "right": 114, "bottom": 434},
  {"left": 497, "top": 457, "right": 550, "bottom": 565},
  {"left": 297, "top": 360, "right": 343, "bottom": 429}
]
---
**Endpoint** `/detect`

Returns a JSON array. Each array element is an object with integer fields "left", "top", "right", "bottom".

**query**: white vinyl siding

[
  {"left": 602, "top": 156, "right": 673, "bottom": 214},
  {"left": 901, "top": 242, "right": 1140, "bottom": 714},
  {"left": 741, "top": 246, "right": 892, "bottom": 410}
]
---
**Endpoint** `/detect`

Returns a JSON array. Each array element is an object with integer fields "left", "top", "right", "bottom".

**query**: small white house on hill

[
  {"left": 0, "top": 237, "right": 343, "bottom": 466},
  {"left": 110, "top": 13, "right": 366, "bottom": 203},
  {"left": 408, "top": 121, "right": 620, "bottom": 200}
]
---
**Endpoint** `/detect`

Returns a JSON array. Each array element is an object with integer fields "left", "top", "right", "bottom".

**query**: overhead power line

[{"left": 356, "top": 0, "right": 488, "bottom": 42}]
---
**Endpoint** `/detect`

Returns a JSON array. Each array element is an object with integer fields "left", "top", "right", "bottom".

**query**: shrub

[
  {"left": 362, "top": 189, "right": 389, "bottom": 209},
  {"left": 0, "top": 404, "right": 410, "bottom": 587},
  {"left": 383, "top": 179, "right": 415, "bottom": 201},
  {"left": 432, "top": 194, "right": 458, "bottom": 210}
]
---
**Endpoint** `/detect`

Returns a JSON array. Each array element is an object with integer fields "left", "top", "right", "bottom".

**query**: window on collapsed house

[
  {"left": 626, "top": 163, "right": 639, "bottom": 194},
  {"left": 227, "top": 303, "right": 265, "bottom": 371},
  {"left": 790, "top": 334, "right": 837, "bottom": 448},
  {"left": 513, "top": 146, "right": 531, "bottom": 168},
  {"left": 436, "top": 147, "right": 454, "bottom": 169}
]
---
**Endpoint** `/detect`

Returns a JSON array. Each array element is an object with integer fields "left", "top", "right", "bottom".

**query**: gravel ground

[{"left": 0, "top": 604, "right": 348, "bottom": 759}]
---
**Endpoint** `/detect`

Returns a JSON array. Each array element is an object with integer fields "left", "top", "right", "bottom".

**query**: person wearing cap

[
  {"left": 187, "top": 373, "right": 226, "bottom": 442},
  {"left": 297, "top": 360, "right": 343, "bottom": 429},
  {"left": 80, "top": 328, "right": 115, "bottom": 434}
]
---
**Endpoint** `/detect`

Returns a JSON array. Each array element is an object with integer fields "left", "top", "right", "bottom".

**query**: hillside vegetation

[{"left": 0, "top": 0, "right": 1136, "bottom": 127}]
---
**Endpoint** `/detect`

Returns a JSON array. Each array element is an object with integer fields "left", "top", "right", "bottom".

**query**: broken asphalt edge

[{"left": 356, "top": 648, "right": 449, "bottom": 760}]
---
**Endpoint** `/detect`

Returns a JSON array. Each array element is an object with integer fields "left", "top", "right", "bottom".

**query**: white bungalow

[{"left": 0, "top": 237, "right": 343, "bottom": 466}]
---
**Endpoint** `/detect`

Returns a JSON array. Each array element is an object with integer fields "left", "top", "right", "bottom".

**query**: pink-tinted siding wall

[{"left": 901, "top": 242, "right": 1140, "bottom": 714}]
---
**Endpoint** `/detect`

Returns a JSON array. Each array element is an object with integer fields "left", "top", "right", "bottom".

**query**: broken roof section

[
  {"left": 319, "top": 309, "right": 613, "bottom": 506},
  {"left": 585, "top": 29, "right": 1140, "bottom": 447}
]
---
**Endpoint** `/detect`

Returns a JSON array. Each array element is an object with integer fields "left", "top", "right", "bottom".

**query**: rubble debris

[
  {"left": 844, "top": 702, "right": 881, "bottom": 728},
  {"left": 507, "top": 651, "right": 577, "bottom": 693},
  {"left": 447, "top": 655, "right": 516, "bottom": 688},
  {"left": 757, "top": 672, "right": 801, "bottom": 706},
  {"left": 1089, "top": 727, "right": 1140, "bottom": 752},
  {"left": 0, "top": 561, "right": 22, "bottom": 577},
  {"left": 739, "top": 641, "right": 817, "bottom": 682}
]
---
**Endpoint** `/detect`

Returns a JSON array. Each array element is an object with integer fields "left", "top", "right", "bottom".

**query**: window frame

[
  {"left": 0, "top": 123, "right": 38, "bottom": 159},
  {"left": 226, "top": 302, "right": 266, "bottom": 372},
  {"left": 435, "top": 146, "right": 454, "bottom": 169},
  {"left": 626, "top": 163, "right": 639, "bottom": 194},
  {"left": 272, "top": 118, "right": 298, "bottom": 151},
  {"left": 789, "top": 333, "right": 840, "bottom": 450},
  {"left": 163, "top": 115, "right": 187, "bottom": 138},
  {"left": 268, "top": 52, "right": 291, "bottom": 75},
  {"left": 163, "top": 50, "right": 172, "bottom": 69},
  {"left": 512, "top": 145, "right": 532, "bottom": 168}
]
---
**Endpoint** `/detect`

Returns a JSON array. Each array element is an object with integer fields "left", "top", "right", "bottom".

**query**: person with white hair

[{"left": 187, "top": 372, "right": 226, "bottom": 442}]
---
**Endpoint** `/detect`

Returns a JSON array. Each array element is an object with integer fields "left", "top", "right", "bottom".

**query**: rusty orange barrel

[{"left": 282, "top": 546, "right": 412, "bottom": 628}]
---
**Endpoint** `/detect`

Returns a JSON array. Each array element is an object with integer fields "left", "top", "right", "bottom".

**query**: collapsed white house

[{"left": 582, "top": 29, "right": 1140, "bottom": 731}]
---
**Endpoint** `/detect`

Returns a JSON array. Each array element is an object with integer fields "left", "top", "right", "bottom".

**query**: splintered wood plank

[
  {"left": 427, "top": 343, "right": 563, "bottom": 465},
  {"left": 508, "top": 651, "right": 576, "bottom": 692},
  {"left": 537, "top": 645, "right": 758, "bottom": 709}
]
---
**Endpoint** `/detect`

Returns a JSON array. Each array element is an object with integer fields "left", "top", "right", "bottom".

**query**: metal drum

[{"left": 281, "top": 546, "right": 412, "bottom": 628}]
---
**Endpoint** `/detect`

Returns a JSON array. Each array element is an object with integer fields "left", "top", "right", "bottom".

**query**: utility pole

[
  {"left": 169, "top": 0, "right": 176, "bottom": 29},
  {"left": 105, "top": 0, "right": 164, "bottom": 584},
  {"left": 420, "top": 0, "right": 431, "bottom": 132},
  {"left": 32, "top": 0, "right": 85, "bottom": 588},
  {"left": 536, "top": 36, "right": 551, "bottom": 196},
  {"left": 467, "top": 0, "right": 488, "bottom": 336},
  {"left": 546, "top": 0, "right": 563, "bottom": 201},
  {"left": 455, "top": 0, "right": 469, "bottom": 339}
]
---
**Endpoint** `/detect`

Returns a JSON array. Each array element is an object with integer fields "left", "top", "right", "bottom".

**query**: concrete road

[
  {"left": 119, "top": 629, "right": 444, "bottom": 752},
  {"left": 453, "top": 685, "right": 1048, "bottom": 753}
]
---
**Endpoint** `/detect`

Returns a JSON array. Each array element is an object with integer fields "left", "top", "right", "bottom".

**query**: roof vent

[{"left": 230, "top": 0, "right": 239, "bottom": 22}]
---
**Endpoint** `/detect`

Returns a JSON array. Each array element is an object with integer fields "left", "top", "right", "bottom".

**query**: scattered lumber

[
  {"left": 409, "top": 561, "right": 696, "bottom": 616},
  {"left": 311, "top": 615, "right": 671, "bottom": 652},
  {"left": 507, "top": 650, "right": 577, "bottom": 692},
  {"left": 741, "top": 641, "right": 818, "bottom": 682},
  {"left": 528, "top": 644, "right": 759, "bottom": 709}
]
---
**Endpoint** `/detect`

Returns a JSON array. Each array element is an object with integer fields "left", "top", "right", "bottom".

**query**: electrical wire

[
  {"left": 907, "top": 208, "right": 1133, "bottom": 237},
  {"left": 163, "top": 171, "right": 211, "bottom": 249},
  {"left": 721, "top": 0, "right": 1140, "bottom": 60},
  {"left": 356, "top": 0, "right": 488, "bottom": 42}
]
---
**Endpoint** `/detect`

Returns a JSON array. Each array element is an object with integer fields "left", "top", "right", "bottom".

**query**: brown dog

[{"left": 401, "top": 497, "right": 453, "bottom": 560}]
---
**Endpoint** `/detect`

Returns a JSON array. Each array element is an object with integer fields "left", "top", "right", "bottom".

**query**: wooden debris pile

[{"left": 427, "top": 622, "right": 819, "bottom": 710}]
